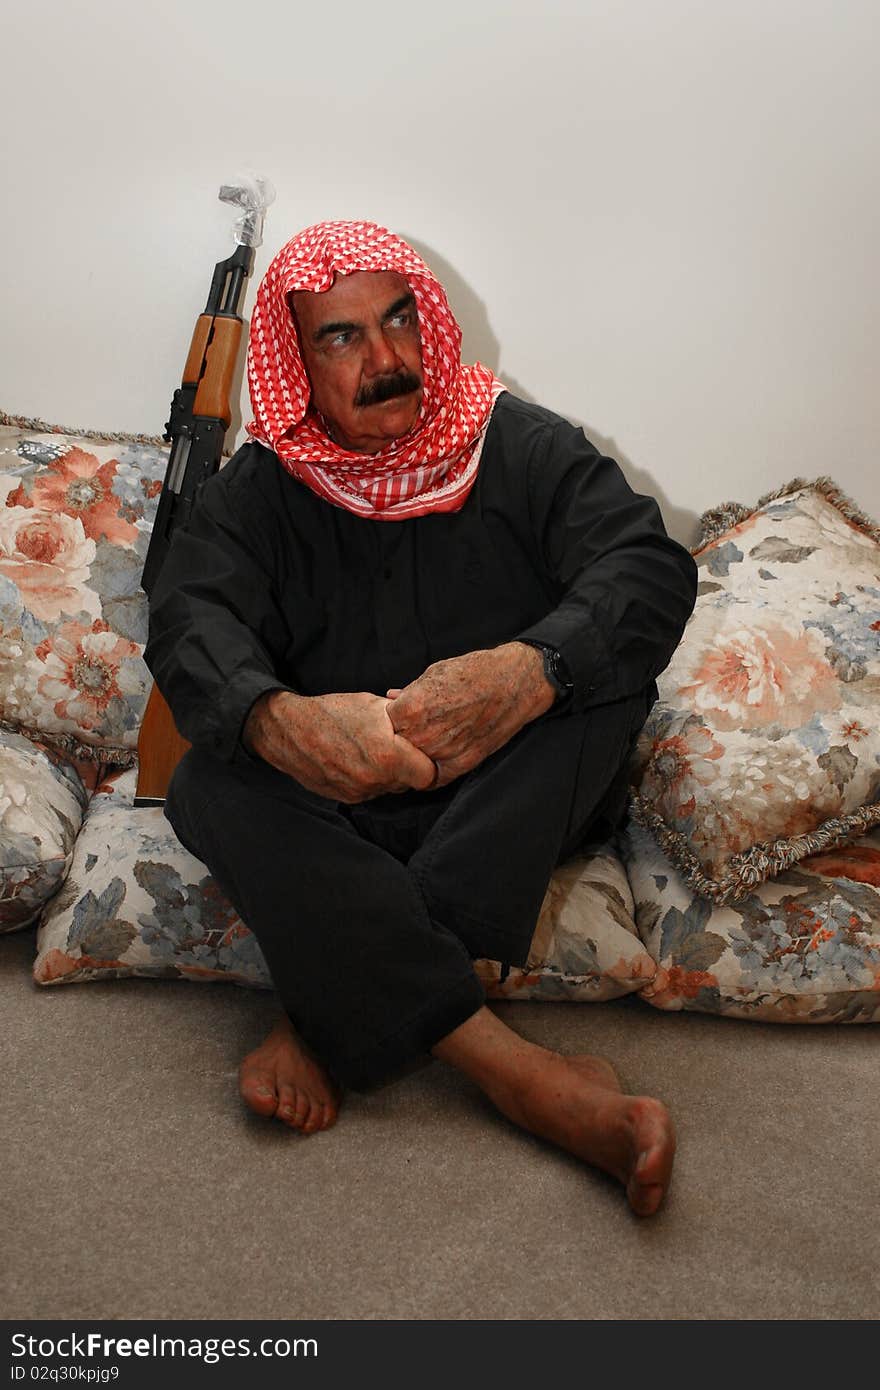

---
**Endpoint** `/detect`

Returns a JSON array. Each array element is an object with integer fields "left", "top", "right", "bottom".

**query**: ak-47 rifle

[{"left": 135, "top": 177, "right": 274, "bottom": 807}]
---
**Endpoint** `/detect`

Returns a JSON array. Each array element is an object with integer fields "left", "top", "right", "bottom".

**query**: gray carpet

[{"left": 3, "top": 927, "right": 878, "bottom": 1321}]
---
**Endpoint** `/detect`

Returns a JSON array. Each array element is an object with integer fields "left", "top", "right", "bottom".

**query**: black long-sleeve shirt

[{"left": 145, "top": 392, "right": 697, "bottom": 761}]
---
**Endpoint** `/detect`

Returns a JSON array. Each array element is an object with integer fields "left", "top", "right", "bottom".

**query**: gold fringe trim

[
  {"left": 695, "top": 476, "right": 880, "bottom": 552},
  {"left": 0, "top": 719, "right": 136, "bottom": 770},
  {"left": 0, "top": 409, "right": 235, "bottom": 458},
  {"left": 629, "top": 795, "right": 880, "bottom": 905},
  {"left": 0, "top": 409, "right": 167, "bottom": 449}
]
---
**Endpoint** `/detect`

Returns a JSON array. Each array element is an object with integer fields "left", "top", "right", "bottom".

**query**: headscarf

[{"left": 246, "top": 220, "right": 505, "bottom": 519}]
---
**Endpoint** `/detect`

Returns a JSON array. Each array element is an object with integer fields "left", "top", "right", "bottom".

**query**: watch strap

[{"left": 517, "top": 639, "right": 574, "bottom": 698}]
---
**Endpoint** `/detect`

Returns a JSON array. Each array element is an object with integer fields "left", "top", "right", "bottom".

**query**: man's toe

[
  {"left": 276, "top": 1083, "right": 308, "bottom": 1129},
  {"left": 240, "top": 1069, "right": 279, "bottom": 1117},
  {"left": 301, "top": 1099, "right": 323, "bottom": 1133},
  {"left": 628, "top": 1179, "right": 667, "bottom": 1217}
]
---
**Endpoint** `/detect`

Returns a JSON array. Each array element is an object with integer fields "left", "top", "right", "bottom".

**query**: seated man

[{"left": 145, "top": 220, "right": 697, "bottom": 1216}]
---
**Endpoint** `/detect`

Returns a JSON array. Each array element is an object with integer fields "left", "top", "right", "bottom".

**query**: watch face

[
  {"left": 539, "top": 646, "right": 565, "bottom": 692},
  {"left": 519, "top": 638, "right": 571, "bottom": 693},
  {"left": 547, "top": 650, "right": 560, "bottom": 677}
]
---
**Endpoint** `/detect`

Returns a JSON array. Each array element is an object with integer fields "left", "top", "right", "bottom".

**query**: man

[{"left": 145, "top": 220, "right": 697, "bottom": 1216}]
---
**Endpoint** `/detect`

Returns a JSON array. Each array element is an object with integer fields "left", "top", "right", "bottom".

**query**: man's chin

[
  {"left": 329, "top": 392, "right": 423, "bottom": 452},
  {"left": 363, "top": 395, "right": 422, "bottom": 441}
]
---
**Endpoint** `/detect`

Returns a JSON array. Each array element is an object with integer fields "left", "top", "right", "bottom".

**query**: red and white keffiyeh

[{"left": 246, "top": 220, "right": 505, "bottom": 519}]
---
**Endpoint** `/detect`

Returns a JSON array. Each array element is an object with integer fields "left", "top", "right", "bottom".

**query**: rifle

[{"left": 135, "top": 177, "right": 274, "bottom": 807}]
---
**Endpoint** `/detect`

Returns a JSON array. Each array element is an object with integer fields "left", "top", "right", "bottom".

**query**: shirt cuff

[
  {"left": 515, "top": 604, "right": 615, "bottom": 713},
  {"left": 205, "top": 675, "right": 294, "bottom": 763}
]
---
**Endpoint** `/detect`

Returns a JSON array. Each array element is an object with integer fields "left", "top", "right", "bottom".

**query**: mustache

[{"left": 355, "top": 370, "right": 422, "bottom": 408}]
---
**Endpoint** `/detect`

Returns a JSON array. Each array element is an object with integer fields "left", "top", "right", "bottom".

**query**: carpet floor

[{"left": 3, "top": 928, "right": 878, "bottom": 1321}]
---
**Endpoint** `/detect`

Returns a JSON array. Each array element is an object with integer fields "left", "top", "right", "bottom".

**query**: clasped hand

[
  {"left": 245, "top": 643, "right": 554, "bottom": 803},
  {"left": 245, "top": 689, "right": 436, "bottom": 803},
  {"left": 385, "top": 643, "right": 554, "bottom": 787}
]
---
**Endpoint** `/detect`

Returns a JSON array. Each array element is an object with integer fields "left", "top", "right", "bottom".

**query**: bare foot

[
  {"left": 490, "top": 1049, "right": 675, "bottom": 1216},
  {"left": 239, "top": 1016, "right": 341, "bottom": 1134},
  {"left": 432, "top": 1008, "right": 675, "bottom": 1215}
]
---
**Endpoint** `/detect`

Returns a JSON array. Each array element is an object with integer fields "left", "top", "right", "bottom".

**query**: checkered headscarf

[{"left": 246, "top": 220, "right": 505, "bottom": 519}]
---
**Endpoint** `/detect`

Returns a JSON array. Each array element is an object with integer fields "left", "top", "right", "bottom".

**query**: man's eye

[
  {"left": 388, "top": 312, "right": 413, "bottom": 330},
  {"left": 329, "top": 331, "right": 354, "bottom": 348}
]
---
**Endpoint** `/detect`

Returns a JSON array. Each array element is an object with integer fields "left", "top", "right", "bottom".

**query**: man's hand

[
  {"left": 385, "top": 642, "right": 556, "bottom": 787},
  {"left": 244, "top": 689, "right": 438, "bottom": 803}
]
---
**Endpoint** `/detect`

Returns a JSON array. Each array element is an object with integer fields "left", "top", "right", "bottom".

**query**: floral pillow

[
  {"left": 33, "top": 769, "right": 269, "bottom": 987},
  {"left": 0, "top": 725, "right": 89, "bottom": 932},
  {"left": 34, "top": 768, "right": 655, "bottom": 1002},
  {"left": 621, "top": 820, "right": 880, "bottom": 1023},
  {"left": 630, "top": 478, "right": 880, "bottom": 904},
  {"left": 0, "top": 415, "right": 168, "bottom": 764}
]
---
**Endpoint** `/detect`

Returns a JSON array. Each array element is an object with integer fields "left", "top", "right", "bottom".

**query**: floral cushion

[
  {"left": 34, "top": 767, "right": 654, "bottom": 1000},
  {"left": 621, "top": 820, "right": 880, "bottom": 1022},
  {"left": 630, "top": 479, "right": 880, "bottom": 905},
  {"left": 0, "top": 726, "right": 89, "bottom": 933},
  {"left": 0, "top": 417, "right": 168, "bottom": 764}
]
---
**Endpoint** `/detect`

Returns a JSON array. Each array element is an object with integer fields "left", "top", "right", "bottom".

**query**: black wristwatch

[{"left": 517, "top": 639, "right": 574, "bottom": 701}]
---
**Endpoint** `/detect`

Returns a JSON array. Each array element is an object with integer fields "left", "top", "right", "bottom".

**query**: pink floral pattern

[
  {"left": 0, "top": 424, "right": 168, "bottom": 760},
  {"left": 0, "top": 507, "right": 98, "bottom": 623},
  {"left": 9, "top": 447, "right": 138, "bottom": 546},
  {"left": 35, "top": 619, "right": 142, "bottom": 732},
  {"left": 675, "top": 611, "right": 840, "bottom": 731}
]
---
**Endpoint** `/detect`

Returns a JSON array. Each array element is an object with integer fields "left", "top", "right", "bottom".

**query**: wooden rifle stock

[
  {"left": 135, "top": 686, "right": 191, "bottom": 805},
  {"left": 135, "top": 238, "right": 257, "bottom": 807},
  {"left": 190, "top": 314, "right": 244, "bottom": 424}
]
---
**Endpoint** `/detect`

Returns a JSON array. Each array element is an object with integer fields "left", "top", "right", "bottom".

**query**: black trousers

[{"left": 165, "top": 690, "right": 651, "bottom": 1091}]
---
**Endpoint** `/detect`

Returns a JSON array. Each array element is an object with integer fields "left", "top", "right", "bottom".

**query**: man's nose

[{"left": 363, "top": 328, "right": 401, "bottom": 375}]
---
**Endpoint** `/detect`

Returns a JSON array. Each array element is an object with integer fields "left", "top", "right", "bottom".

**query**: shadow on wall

[{"left": 407, "top": 234, "right": 701, "bottom": 550}]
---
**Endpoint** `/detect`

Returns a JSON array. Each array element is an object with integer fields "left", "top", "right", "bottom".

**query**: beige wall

[{"left": 3, "top": 0, "right": 877, "bottom": 540}]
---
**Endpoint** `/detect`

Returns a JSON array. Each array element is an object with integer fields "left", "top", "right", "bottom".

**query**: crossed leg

[
  {"left": 236, "top": 1005, "right": 674, "bottom": 1215},
  {"left": 167, "top": 692, "right": 675, "bottom": 1214}
]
